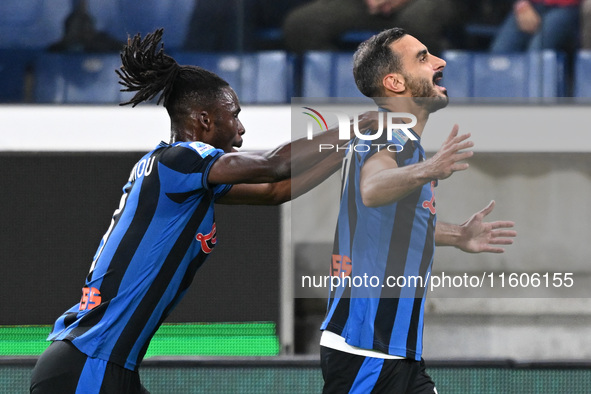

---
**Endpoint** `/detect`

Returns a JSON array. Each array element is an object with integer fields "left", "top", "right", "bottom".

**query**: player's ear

[
  {"left": 383, "top": 73, "right": 405, "bottom": 94},
  {"left": 197, "top": 111, "right": 213, "bottom": 132}
]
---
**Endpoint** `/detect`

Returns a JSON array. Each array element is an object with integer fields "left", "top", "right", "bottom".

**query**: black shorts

[
  {"left": 320, "top": 346, "right": 437, "bottom": 394},
  {"left": 30, "top": 340, "right": 149, "bottom": 394}
]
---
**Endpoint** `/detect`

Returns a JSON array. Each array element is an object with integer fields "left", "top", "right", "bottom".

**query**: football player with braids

[{"left": 30, "top": 29, "right": 374, "bottom": 393}]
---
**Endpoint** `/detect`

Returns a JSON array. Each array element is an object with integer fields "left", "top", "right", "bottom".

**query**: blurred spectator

[
  {"left": 453, "top": 0, "right": 513, "bottom": 51},
  {"left": 582, "top": 0, "right": 591, "bottom": 48},
  {"left": 282, "top": 0, "right": 463, "bottom": 55},
  {"left": 490, "top": 0, "right": 581, "bottom": 53},
  {"left": 184, "top": 0, "right": 309, "bottom": 51},
  {"left": 48, "top": 0, "right": 123, "bottom": 52}
]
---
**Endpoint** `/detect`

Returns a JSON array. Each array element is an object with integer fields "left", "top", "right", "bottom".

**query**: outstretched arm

[
  {"left": 360, "top": 124, "right": 473, "bottom": 207},
  {"left": 209, "top": 112, "right": 377, "bottom": 185},
  {"left": 216, "top": 150, "right": 343, "bottom": 205},
  {"left": 215, "top": 112, "right": 379, "bottom": 205},
  {"left": 435, "top": 200, "right": 517, "bottom": 253}
]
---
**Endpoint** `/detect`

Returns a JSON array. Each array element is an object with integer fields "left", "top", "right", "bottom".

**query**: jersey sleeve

[
  {"left": 185, "top": 141, "right": 225, "bottom": 190},
  {"left": 158, "top": 142, "right": 232, "bottom": 200},
  {"left": 212, "top": 182, "right": 233, "bottom": 200}
]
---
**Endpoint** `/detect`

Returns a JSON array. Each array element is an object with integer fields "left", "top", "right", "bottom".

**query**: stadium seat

[
  {"left": 528, "top": 51, "right": 565, "bottom": 98},
  {"left": 472, "top": 51, "right": 565, "bottom": 98},
  {"left": 34, "top": 53, "right": 126, "bottom": 104},
  {"left": 302, "top": 52, "right": 332, "bottom": 97},
  {"left": 173, "top": 51, "right": 293, "bottom": 103},
  {"left": 333, "top": 53, "right": 363, "bottom": 98},
  {"left": 441, "top": 51, "right": 474, "bottom": 99},
  {"left": 302, "top": 52, "right": 364, "bottom": 98},
  {"left": 0, "top": 0, "right": 71, "bottom": 49},
  {"left": 240, "top": 52, "right": 294, "bottom": 103},
  {"left": 574, "top": 50, "right": 591, "bottom": 98},
  {"left": 473, "top": 53, "right": 529, "bottom": 97},
  {"left": 0, "top": 50, "right": 36, "bottom": 102},
  {"left": 173, "top": 52, "right": 246, "bottom": 101},
  {"left": 113, "top": 0, "right": 195, "bottom": 50}
]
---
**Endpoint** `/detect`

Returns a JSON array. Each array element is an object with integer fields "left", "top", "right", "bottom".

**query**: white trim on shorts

[{"left": 320, "top": 330, "right": 406, "bottom": 360}]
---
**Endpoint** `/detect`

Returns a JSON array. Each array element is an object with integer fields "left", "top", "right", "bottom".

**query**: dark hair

[
  {"left": 117, "top": 28, "right": 230, "bottom": 118},
  {"left": 353, "top": 27, "right": 407, "bottom": 97}
]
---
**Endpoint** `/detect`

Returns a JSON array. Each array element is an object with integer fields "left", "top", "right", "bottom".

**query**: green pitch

[{"left": 0, "top": 322, "right": 280, "bottom": 357}]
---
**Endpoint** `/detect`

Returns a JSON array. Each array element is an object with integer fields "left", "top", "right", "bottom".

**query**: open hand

[
  {"left": 426, "top": 124, "right": 473, "bottom": 180},
  {"left": 457, "top": 200, "right": 517, "bottom": 253}
]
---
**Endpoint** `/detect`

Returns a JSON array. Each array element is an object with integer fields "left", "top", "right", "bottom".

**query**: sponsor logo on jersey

[
  {"left": 189, "top": 142, "right": 217, "bottom": 158},
  {"left": 422, "top": 180, "right": 436, "bottom": 214},
  {"left": 196, "top": 223, "right": 217, "bottom": 253},
  {"left": 79, "top": 286, "right": 101, "bottom": 311}
]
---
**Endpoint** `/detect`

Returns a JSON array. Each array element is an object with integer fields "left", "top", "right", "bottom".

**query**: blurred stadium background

[{"left": 2, "top": 0, "right": 591, "bottom": 393}]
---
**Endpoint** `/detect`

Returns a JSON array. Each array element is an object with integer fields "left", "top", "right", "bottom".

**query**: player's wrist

[
  {"left": 416, "top": 159, "right": 439, "bottom": 184},
  {"left": 435, "top": 222, "right": 464, "bottom": 247}
]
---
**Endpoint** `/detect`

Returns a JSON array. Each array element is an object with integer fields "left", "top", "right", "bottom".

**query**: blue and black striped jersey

[
  {"left": 49, "top": 141, "right": 231, "bottom": 370},
  {"left": 321, "top": 127, "right": 436, "bottom": 361}
]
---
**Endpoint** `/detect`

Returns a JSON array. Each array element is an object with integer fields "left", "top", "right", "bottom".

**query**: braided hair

[{"left": 117, "top": 28, "right": 230, "bottom": 118}]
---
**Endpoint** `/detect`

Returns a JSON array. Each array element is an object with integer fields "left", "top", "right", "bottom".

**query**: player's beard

[{"left": 405, "top": 74, "right": 449, "bottom": 113}]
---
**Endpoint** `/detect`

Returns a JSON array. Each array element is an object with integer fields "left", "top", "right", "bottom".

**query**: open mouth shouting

[{"left": 433, "top": 71, "right": 447, "bottom": 95}]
